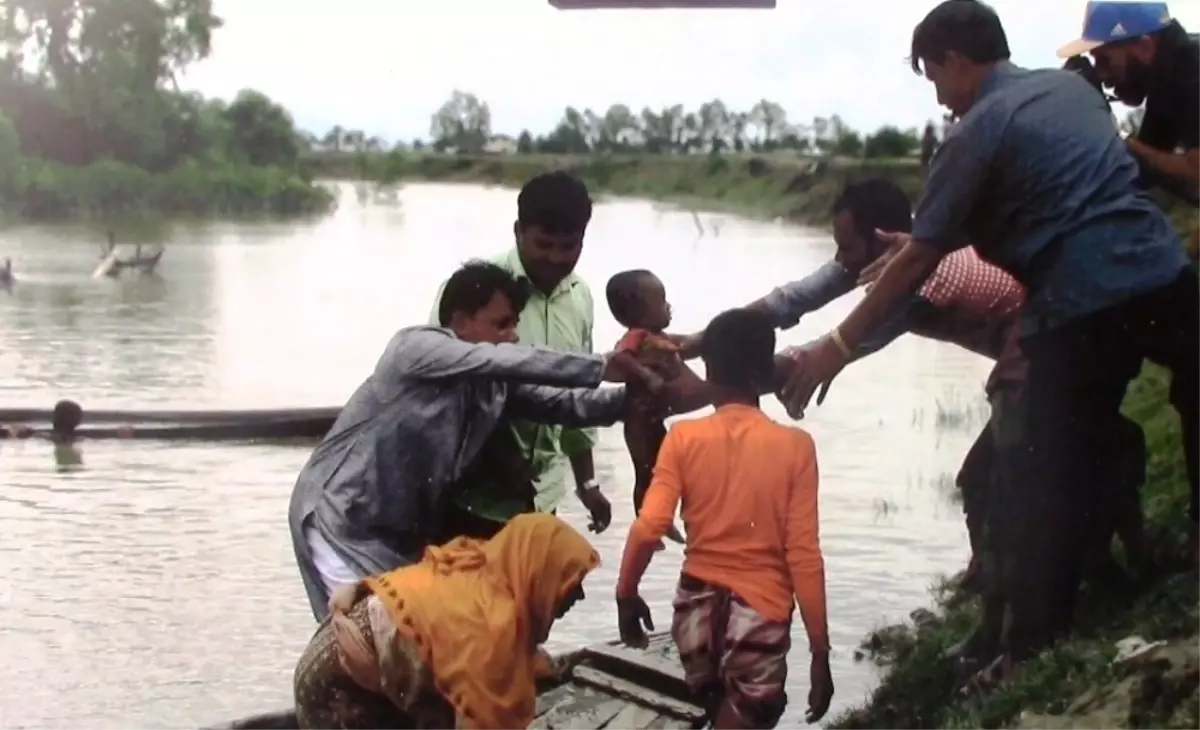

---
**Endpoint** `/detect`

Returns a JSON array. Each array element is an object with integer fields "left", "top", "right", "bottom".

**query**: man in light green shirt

[{"left": 428, "top": 171, "right": 613, "bottom": 534}]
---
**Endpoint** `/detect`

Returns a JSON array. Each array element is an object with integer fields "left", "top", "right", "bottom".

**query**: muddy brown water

[{"left": 0, "top": 181, "right": 992, "bottom": 728}]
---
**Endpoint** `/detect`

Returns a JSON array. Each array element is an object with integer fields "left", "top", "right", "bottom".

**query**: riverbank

[{"left": 302, "top": 151, "right": 926, "bottom": 227}]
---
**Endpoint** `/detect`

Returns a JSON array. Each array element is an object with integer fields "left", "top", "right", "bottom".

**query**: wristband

[{"left": 829, "top": 327, "right": 853, "bottom": 359}]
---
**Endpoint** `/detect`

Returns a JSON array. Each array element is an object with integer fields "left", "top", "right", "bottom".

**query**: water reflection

[{"left": 0, "top": 182, "right": 992, "bottom": 728}]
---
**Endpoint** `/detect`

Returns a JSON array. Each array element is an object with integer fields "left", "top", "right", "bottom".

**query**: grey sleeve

[
  {"left": 912, "top": 120, "right": 998, "bottom": 254},
  {"left": 390, "top": 328, "right": 607, "bottom": 388},
  {"left": 505, "top": 385, "right": 627, "bottom": 427},
  {"left": 758, "top": 260, "right": 856, "bottom": 330}
]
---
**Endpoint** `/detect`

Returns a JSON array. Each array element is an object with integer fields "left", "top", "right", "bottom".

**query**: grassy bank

[{"left": 303, "top": 151, "right": 927, "bottom": 227}]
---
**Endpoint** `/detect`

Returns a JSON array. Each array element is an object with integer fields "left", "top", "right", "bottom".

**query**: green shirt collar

[{"left": 501, "top": 248, "right": 581, "bottom": 300}]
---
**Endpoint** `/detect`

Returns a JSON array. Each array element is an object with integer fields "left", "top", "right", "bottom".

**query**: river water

[{"left": 0, "top": 181, "right": 992, "bottom": 728}]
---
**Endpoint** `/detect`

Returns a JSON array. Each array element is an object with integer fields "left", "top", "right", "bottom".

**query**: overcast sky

[{"left": 181, "top": 0, "right": 1200, "bottom": 142}]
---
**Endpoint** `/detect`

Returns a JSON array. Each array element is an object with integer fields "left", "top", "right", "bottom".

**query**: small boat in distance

[{"left": 93, "top": 232, "right": 164, "bottom": 279}]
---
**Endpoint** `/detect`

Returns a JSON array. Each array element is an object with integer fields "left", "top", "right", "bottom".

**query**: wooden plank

[
  {"left": 647, "top": 715, "right": 698, "bottom": 729},
  {"left": 530, "top": 693, "right": 625, "bottom": 729},
  {"left": 579, "top": 641, "right": 690, "bottom": 696},
  {"left": 600, "top": 702, "right": 662, "bottom": 729},
  {"left": 572, "top": 666, "right": 705, "bottom": 724},
  {"left": 535, "top": 683, "right": 579, "bottom": 719},
  {"left": 583, "top": 640, "right": 687, "bottom": 680}
]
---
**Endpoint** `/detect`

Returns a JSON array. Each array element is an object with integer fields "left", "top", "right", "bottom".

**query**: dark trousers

[
  {"left": 958, "top": 420, "right": 997, "bottom": 558},
  {"left": 1002, "top": 270, "right": 1198, "bottom": 659}
]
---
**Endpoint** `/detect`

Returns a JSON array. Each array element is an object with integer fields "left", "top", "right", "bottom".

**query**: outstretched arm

[
  {"left": 389, "top": 327, "right": 607, "bottom": 389},
  {"left": 837, "top": 119, "right": 999, "bottom": 351},
  {"left": 506, "top": 384, "right": 627, "bottom": 428},
  {"left": 672, "top": 261, "right": 856, "bottom": 361},
  {"left": 751, "top": 260, "right": 857, "bottom": 330}
]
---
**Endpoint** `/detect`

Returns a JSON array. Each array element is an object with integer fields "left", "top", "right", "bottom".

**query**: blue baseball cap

[{"left": 1056, "top": 1, "right": 1173, "bottom": 58}]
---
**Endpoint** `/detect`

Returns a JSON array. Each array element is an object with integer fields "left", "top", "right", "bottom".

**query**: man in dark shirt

[
  {"left": 1058, "top": 1, "right": 1199, "bottom": 205},
  {"left": 780, "top": 0, "right": 1198, "bottom": 668}
]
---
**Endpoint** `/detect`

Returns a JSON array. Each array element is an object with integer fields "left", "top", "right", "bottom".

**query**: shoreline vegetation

[{"left": 304, "top": 151, "right": 930, "bottom": 228}]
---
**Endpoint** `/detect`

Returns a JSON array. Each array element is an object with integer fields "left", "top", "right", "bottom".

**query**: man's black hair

[
  {"left": 437, "top": 260, "right": 531, "bottom": 326},
  {"left": 52, "top": 399, "right": 83, "bottom": 433},
  {"left": 605, "top": 269, "right": 654, "bottom": 329},
  {"left": 701, "top": 309, "right": 776, "bottom": 392},
  {"left": 909, "top": 0, "right": 1011, "bottom": 75},
  {"left": 831, "top": 179, "right": 913, "bottom": 259},
  {"left": 517, "top": 171, "right": 593, "bottom": 235}
]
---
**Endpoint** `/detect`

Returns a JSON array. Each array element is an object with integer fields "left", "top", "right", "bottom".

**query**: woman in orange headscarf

[{"left": 293, "top": 513, "right": 600, "bottom": 729}]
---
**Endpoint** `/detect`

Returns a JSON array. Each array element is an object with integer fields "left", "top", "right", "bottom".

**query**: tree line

[
  {"left": 312, "top": 90, "right": 936, "bottom": 160},
  {"left": 0, "top": 0, "right": 331, "bottom": 220}
]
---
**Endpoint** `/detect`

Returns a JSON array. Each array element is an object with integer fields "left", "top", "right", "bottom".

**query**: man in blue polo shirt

[{"left": 780, "top": 0, "right": 1198, "bottom": 667}]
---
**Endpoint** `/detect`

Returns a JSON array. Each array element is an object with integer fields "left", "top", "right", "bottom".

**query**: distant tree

[
  {"left": 429, "top": 90, "right": 492, "bottom": 154},
  {"left": 516, "top": 130, "right": 534, "bottom": 154},
  {"left": 404, "top": 93, "right": 943, "bottom": 164},
  {"left": 863, "top": 125, "right": 921, "bottom": 159},
  {"left": 222, "top": 90, "right": 301, "bottom": 167}
]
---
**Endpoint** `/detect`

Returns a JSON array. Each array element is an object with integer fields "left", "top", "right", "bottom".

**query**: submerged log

[
  {"left": 9, "top": 417, "right": 335, "bottom": 442},
  {"left": 0, "top": 406, "right": 341, "bottom": 426}
]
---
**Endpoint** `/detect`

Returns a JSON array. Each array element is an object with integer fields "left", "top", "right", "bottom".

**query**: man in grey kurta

[{"left": 288, "top": 261, "right": 638, "bottom": 621}]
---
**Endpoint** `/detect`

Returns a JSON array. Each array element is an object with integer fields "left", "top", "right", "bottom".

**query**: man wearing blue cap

[{"left": 1058, "top": 2, "right": 1198, "bottom": 205}]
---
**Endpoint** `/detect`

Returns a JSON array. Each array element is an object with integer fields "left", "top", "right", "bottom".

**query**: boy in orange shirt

[
  {"left": 613, "top": 308, "right": 833, "bottom": 730},
  {"left": 606, "top": 269, "right": 686, "bottom": 546}
]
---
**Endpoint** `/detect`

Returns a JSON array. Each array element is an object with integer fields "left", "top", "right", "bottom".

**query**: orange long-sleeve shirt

[{"left": 620, "top": 404, "right": 829, "bottom": 652}]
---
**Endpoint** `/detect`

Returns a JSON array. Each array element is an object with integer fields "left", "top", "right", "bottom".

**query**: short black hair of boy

[{"left": 701, "top": 308, "right": 776, "bottom": 391}]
